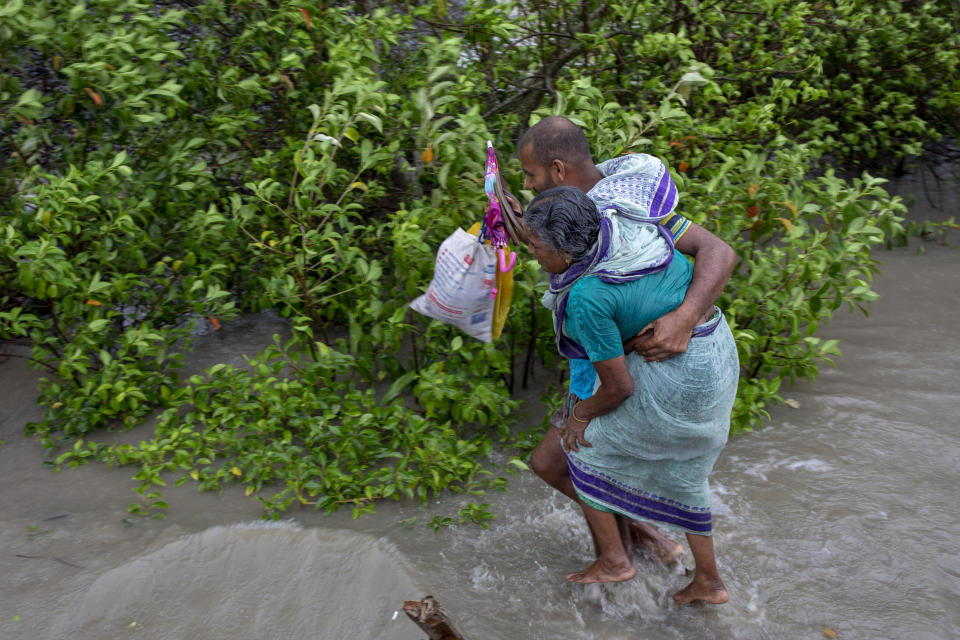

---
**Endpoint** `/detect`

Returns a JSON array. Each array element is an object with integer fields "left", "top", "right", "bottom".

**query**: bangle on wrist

[{"left": 571, "top": 402, "right": 588, "bottom": 423}]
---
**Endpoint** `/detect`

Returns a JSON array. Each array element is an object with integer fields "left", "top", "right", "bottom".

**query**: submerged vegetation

[{"left": 2, "top": 0, "right": 957, "bottom": 518}]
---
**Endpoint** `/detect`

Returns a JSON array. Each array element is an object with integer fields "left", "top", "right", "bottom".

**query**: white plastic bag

[{"left": 409, "top": 227, "right": 497, "bottom": 342}]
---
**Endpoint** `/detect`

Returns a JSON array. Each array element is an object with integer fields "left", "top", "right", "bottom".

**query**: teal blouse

[{"left": 565, "top": 251, "right": 692, "bottom": 394}]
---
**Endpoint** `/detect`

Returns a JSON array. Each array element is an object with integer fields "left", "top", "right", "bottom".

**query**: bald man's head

[
  {"left": 518, "top": 116, "right": 593, "bottom": 168},
  {"left": 517, "top": 116, "right": 601, "bottom": 193}
]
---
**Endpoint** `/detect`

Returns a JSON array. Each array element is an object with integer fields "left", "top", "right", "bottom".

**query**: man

[
  {"left": 508, "top": 115, "right": 736, "bottom": 361},
  {"left": 512, "top": 117, "right": 736, "bottom": 601}
]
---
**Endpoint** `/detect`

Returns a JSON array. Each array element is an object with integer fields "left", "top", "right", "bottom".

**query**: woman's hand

[
  {"left": 560, "top": 413, "right": 592, "bottom": 453},
  {"left": 559, "top": 357, "right": 633, "bottom": 453}
]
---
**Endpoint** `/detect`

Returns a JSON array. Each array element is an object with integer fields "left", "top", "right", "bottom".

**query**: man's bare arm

[{"left": 633, "top": 223, "right": 736, "bottom": 361}]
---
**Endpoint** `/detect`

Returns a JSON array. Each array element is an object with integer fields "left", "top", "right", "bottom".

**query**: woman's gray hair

[{"left": 523, "top": 186, "right": 601, "bottom": 262}]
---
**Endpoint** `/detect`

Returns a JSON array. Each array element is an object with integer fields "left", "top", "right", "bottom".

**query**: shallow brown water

[{"left": 1, "top": 179, "right": 958, "bottom": 639}]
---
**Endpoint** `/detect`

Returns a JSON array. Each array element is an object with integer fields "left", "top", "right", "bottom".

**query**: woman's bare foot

[
  {"left": 565, "top": 558, "right": 637, "bottom": 584},
  {"left": 629, "top": 521, "right": 684, "bottom": 565},
  {"left": 672, "top": 576, "right": 729, "bottom": 605}
]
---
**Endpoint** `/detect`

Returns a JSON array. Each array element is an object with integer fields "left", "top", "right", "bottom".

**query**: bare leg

[
  {"left": 532, "top": 426, "right": 634, "bottom": 582},
  {"left": 673, "top": 533, "right": 729, "bottom": 605},
  {"left": 615, "top": 514, "right": 634, "bottom": 556},
  {"left": 628, "top": 520, "right": 684, "bottom": 565},
  {"left": 530, "top": 425, "right": 578, "bottom": 502},
  {"left": 531, "top": 426, "right": 602, "bottom": 554},
  {"left": 565, "top": 502, "right": 636, "bottom": 584}
]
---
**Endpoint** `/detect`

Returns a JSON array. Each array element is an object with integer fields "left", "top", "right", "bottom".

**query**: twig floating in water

[{"left": 402, "top": 595, "right": 468, "bottom": 640}]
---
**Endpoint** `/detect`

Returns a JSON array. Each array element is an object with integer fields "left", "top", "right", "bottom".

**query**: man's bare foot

[
  {"left": 629, "top": 521, "right": 683, "bottom": 565},
  {"left": 565, "top": 558, "right": 637, "bottom": 584},
  {"left": 672, "top": 576, "right": 729, "bottom": 605}
]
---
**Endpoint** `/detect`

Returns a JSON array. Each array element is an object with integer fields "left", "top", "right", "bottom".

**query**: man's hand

[{"left": 630, "top": 305, "right": 700, "bottom": 362}]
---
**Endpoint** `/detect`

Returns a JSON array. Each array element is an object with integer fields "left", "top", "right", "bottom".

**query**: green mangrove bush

[{"left": 2, "top": 0, "right": 953, "bottom": 518}]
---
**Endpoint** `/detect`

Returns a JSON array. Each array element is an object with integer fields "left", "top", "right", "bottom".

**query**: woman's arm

[{"left": 560, "top": 355, "right": 633, "bottom": 453}]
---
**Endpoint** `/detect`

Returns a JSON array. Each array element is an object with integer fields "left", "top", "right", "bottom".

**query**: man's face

[{"left": 519, "top": 144, "right": 558, "bottom": 193}]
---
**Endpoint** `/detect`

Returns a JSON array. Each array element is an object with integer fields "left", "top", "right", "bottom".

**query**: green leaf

[
  {"left": 67, "top": 2, "right": 85, "bottom": 21},
  {"left": 381, "top": 370, "right": 417, "bottom": 404},
  {"left": 356, "top": 112, "right": 383, "bottom": 133},
  {"left": 109, "top": 150, "right": 127, "bottom": 169},
  {"left": 15, "top": 88, "right": 42, "bottom": 109},
  {"left": 313, "top": 133, "right": 341, "bottom": 147}
]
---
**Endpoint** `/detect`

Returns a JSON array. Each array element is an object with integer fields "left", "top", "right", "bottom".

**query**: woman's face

[{"left": 526, "top": 229, "right": 571, "bottom": 274}]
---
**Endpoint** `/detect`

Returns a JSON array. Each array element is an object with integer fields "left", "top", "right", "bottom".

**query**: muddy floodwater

[{"left": 1, "top": 177, "right": 958, "bottom": 639}]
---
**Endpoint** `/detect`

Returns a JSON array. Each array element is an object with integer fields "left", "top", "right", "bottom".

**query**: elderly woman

[{"left": 524, "top": 186, "right": 739, "bottom": 605}]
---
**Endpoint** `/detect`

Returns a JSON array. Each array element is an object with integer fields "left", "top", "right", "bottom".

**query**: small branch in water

[{"left": 402, "top": 596, "right": 467, "bottom": 640}]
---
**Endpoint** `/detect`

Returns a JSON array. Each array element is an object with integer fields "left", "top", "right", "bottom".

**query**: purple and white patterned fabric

[
  {"left": 589, "top": 154, "right": 679, "bottom": 221},
  {"left": 542, "top": 154, "right": 681, "bottom": 359}
]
